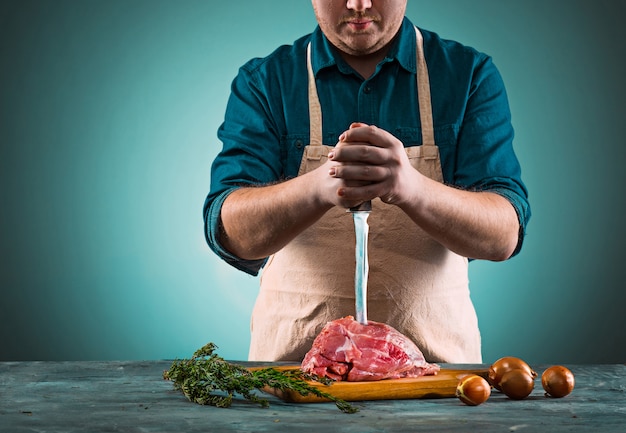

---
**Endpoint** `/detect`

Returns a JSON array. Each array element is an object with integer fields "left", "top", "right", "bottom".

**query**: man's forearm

[
  {"left": 399, "top": 175, "right": 520, "bottom": 261},
  {"left": 219, "top": 175, "right": 332, "bottom": 260}
]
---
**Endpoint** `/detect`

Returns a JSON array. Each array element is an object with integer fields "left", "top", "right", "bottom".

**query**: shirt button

[
  {"left": 295, "top": 140, "right": 303, "bottom": 149},
  {"left": 363, "top": 86, "right": 372, "bottom": 94}
]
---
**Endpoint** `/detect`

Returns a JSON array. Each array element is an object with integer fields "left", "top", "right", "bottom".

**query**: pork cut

[{"left": 301, "top": 316, "right": 440, "bottom": 381}]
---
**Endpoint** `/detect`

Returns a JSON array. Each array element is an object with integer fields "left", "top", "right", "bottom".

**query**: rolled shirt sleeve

[
  {"left": 449, "top": 54, "right": 530, "bottom": 256},
  {"left": 202, "top": 59, "right": 285, "bottom": 276}
]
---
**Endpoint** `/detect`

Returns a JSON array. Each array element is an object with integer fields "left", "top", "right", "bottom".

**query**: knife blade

[{"left": 349, "top": 201, "right": 372, "bottom": 325}]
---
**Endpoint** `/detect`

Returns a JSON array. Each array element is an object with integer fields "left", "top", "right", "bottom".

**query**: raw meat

[{"left": 301, "top": 316, "right": 440, "bottom": 381}]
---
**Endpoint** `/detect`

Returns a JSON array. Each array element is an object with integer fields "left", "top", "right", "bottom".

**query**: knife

[{"left": 349, "top": 200, "right": 372, "bottom": 325}]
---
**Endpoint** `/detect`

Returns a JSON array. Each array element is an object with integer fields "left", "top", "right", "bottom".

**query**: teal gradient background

[{"left": 1, "top": 0, "right": 624, "bottom": 363}]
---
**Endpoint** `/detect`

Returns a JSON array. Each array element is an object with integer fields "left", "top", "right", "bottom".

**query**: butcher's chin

[{"left": 340, "top": 35, "right": 382, "bottom": 56}]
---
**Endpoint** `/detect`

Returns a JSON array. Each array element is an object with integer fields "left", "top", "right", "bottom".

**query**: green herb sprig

[{"left": 163, "top": 342, "right": 358, "bottom": 413}]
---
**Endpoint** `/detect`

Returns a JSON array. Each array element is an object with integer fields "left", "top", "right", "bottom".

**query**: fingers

[
  {"left": 328, "top": 123, "right": 399, "bottom": 183},
  {"left": 326, "top": 124, "right": 405, "bottom": 207},
  {"left": 328, "top": 159, "right": 389, "bottom": 206},
  {"left": 331, "top": 124, "right": 401, "bottom": 163},
  {"left": 340, "top": 123, "right": 394, "bottom": 148},
  {"left": 317, "top": 160, "right": 373, "bottom": 209},
  {"left": 329, "top": 163, "right": 385, "bottom": 182},
  {"left": 329, "top": 143, "right": 381, "bottom": 164}
]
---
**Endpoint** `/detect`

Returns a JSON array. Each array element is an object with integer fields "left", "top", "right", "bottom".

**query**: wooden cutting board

[{"left": 252, "top": 366, "right": 489, "bottom": 403}]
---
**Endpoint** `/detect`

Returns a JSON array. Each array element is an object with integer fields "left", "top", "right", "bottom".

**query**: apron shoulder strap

[
  {"left": 414, "top": 27, "right": 435, "bottom": 147},
  {"left": 306, "top": 42, "right": 323, "bottom": 145}
]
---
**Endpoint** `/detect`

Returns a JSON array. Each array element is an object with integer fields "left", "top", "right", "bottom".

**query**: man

[{"left": 203, "top": 0, "right": 530, "bottom": 363}]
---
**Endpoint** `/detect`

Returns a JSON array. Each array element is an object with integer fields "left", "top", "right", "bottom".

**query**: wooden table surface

[{"left": 1, "top": 360, "right": 625, "bottom": 432}]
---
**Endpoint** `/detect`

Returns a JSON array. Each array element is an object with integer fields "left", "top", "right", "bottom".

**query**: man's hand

[{"left": 328, "top": 122, "right": 420, "bottom": 208}]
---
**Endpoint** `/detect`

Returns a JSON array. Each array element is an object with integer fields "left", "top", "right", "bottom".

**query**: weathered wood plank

[{"left": 1, "top": 361, "right": 625, "bottom": 432}]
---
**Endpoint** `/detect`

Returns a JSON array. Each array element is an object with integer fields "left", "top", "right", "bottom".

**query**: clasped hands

[{"left": 323, "top": 122, "right": 421, "bottom": 210}]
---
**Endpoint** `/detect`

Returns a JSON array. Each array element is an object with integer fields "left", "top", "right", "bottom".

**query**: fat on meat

[{"left": 301, "top": 316, "right": 440, "bottom": 381}]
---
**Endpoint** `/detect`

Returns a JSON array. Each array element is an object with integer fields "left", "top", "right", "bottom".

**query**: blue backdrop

[{"left": 1, "top": 0, "right": 624, "bottom": 364}]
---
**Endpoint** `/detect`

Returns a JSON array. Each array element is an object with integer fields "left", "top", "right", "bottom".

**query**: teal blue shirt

[{"left": 204, "top": 18, "right": 530, "bottom": 275}]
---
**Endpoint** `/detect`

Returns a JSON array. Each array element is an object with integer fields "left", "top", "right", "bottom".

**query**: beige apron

[{"left": 249, "top": 28, "right": 481, "bottom": 363}]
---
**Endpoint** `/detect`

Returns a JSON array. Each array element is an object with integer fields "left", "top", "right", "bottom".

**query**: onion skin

[
  {"left": 499, "top": 368, "right": 535, "bottom": 400},
  {"left": 456, "top": 374, "right": 491, "bottom": 406},
  {"left": 542, "top": 366, "right": 575, "bottom": 398},
  {"left": 488, "top": 356, "right": 537, "bottom": 391}
]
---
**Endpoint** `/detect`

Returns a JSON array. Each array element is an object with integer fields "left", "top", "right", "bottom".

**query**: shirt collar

[{"left": 310, "top": 17, "right": 417, "bottom": 76}]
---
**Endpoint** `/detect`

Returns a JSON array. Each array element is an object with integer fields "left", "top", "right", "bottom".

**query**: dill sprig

[{"left": 163, "top": 342, "right": 358, "bottom": 413}]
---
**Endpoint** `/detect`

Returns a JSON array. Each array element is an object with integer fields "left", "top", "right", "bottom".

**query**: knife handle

[{"left": 349, "top": 200, "right": 372, "bottom": 212}]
